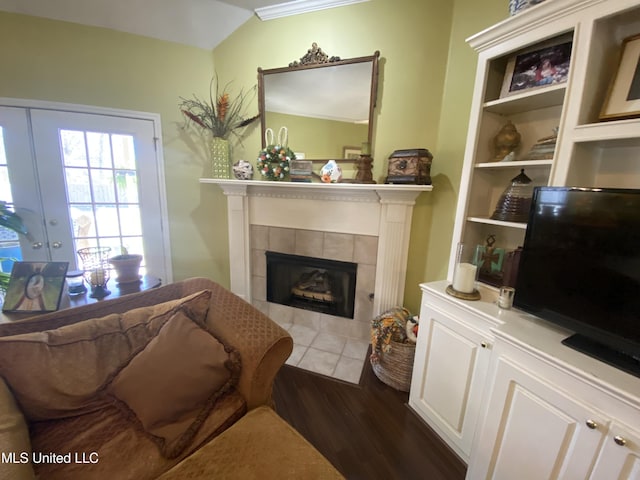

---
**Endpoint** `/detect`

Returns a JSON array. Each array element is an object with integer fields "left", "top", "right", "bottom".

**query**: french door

[{"left": 0, "top": 103, "right": 171, "bottom": 282}]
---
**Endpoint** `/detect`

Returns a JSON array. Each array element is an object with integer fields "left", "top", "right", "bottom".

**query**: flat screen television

[{"left": 514, "top": 186, "right": 640, "bottom": 377}]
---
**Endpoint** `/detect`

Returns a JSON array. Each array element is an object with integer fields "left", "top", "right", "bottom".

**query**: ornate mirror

[{"left": 258, "top": 44, "right": 380, "bottom": 160}]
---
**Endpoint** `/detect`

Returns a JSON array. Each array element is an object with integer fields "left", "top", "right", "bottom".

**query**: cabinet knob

[
  {"left": 52, "top": 241, "right": 63, "bottom": 249},
  {"left": 32, "top": 242, "right": 43, "bottom": 249},
  {"left": 614, "top": 435, "right": 627, "bottom": 447},
  {"left": 585, "top": 419, "right": 598, "bottom": 430},
  {"left": 480, "top": 342, "right": 489, "bottom": 349}
]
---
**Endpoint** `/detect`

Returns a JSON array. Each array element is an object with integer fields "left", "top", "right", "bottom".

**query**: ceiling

[{"left": 0, "top": 0, "right": 310, "bottom": 50}]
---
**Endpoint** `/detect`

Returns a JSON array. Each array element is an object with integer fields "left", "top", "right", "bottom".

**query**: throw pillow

[
  {"left": 0, "top": 377, "right": 35, "bottom": 480},
  {"left": 0, "top": 290, "right": 212, "bottom": 422},
  {"left": 102, "top": 306, "right": 241, "bottom": 458}
]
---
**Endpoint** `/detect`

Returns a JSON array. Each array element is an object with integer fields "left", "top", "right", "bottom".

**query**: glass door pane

[
  {"left": 0, "top": 107, "right": 49, "bottom": 268},
  {"left": 0, "top": 126, "right": 22, "bottom": 273},
  {"left": 60, "top": 129, "right": 143, "bottom": 264},
  {"left": 30, "top": 110, "right": 167, "bottom": 280}
]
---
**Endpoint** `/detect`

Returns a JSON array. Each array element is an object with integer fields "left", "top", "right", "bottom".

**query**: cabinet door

[
  {"left": 591, "top": 423, "right": 640, "bottom": 480},
  {"left": 468, "top": 356, "right": 608, "bottom": 480},
  {"left": 409, "top": 303, "right": 491, "bottom": 461}
]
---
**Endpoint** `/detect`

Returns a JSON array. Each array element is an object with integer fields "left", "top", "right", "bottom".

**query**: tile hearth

[
  {"left": 251, "top": 225, "right": 375, "bottom": 383},
  {"left": 285, "top": 325, "right": 369, "bottom": 383}
]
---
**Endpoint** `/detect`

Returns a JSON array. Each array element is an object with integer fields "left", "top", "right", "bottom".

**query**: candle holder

[
  {"left": 446, "top": 243, "right": 481, "bottom": 300},
  {"left": 354, "top": 154, "right": 376, "bottom": 184},
  {"left": 77, "top": 247, "right": 112, "bottom": 299},
  {"left": 65, "top": 270, "right": 87, "bottom": 296}
]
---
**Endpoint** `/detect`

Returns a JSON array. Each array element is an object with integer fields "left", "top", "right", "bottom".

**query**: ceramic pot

[
  {"left": 320, "top": 160, "right": 342, "bottom": 183},
  {"left": 109, "top": 254, "right": 143, "bottom": 284},
  {"left": 232, "top": 160, "right": 253, "bottom": 180}
]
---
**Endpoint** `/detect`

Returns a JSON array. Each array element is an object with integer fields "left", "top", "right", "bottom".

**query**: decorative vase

[
  {"left": 492, "top": 121, "right": 521, "bottom": 162},
  {"left": 320, "top": 160, "right": 342, "bottom": 183},
  {"left": 490, "top": 169, "right": 533, "bottom": 222},
  {"left": 209, "top": 137, "right": 230, "bottom": 179},
  {"left": 232, "top": 160, "right": 253, "bottom": 180}
]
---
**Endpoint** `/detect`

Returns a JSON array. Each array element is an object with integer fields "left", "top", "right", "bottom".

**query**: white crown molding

[{"left": 255, "top": 0, "right": 370, "bottom": 21}]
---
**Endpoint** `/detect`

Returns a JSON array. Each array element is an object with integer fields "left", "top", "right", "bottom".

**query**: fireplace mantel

[{"left": 201, "top": 178, "right": 432, "bottom": 315}]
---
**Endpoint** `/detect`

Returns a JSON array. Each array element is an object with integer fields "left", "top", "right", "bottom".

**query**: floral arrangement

[
  {"left": 179, "top": 75, "right": 258, "bottom": 140},
  {"left": 370, "top": 306, "right": 414, "bottom": 364},
  {"left": 256, "top": 145, "right": 295, "bottom": 181}
]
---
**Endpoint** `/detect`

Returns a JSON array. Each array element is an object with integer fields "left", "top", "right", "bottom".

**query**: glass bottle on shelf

[{"left": 490, "top": 169, "right": 533, "bottom": 223}]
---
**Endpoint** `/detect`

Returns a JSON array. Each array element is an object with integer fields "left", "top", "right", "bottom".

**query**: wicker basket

[{"left": 370, "top": 340, "right": 416, "bottom": 392}]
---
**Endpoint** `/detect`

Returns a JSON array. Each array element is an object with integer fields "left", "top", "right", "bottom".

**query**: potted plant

[
  {"left": 109, "top": 247, "right": 143, "bottom": 284},
  {"left": 179, "top": 75, "right": 258, "bottom": 179},
  {"left": 0, "top": 201, "right": 28, "bottom": 294}
]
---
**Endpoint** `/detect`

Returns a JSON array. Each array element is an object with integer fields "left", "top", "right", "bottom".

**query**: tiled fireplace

[
  {"left": 265, "top": 251, "right": 358, "bottom": 319},
  {"left": 203, "top": 179, "right": 431, "bottom": 381},
  {"left": 252, "top": 226, "right": 377, "bottom": 338}
]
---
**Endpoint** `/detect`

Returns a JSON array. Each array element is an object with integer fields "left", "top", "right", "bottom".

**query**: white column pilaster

[
  {"left": 373, "top": 190, "right": 421, "bottom": 315},
  {"left": 219, "top": 183, "right": 250, "bottom": 301}
]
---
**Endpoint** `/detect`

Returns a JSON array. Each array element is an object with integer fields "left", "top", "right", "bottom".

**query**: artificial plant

[{"left": 0, "top": 201, "right": 27, "bottom": 294}]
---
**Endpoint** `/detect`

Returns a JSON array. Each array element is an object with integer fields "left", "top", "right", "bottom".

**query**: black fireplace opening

[{"left": 266, "top": 251, "right": 357, "bottom": 319}]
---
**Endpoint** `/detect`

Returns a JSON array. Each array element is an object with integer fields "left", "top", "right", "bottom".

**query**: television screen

[{"left": 514, "top": 187, "right": 640, "bottom": 374}]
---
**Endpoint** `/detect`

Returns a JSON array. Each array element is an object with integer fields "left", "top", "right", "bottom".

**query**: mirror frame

[{"left": 258, "top": 48, "right": 380, "bottom": 161}]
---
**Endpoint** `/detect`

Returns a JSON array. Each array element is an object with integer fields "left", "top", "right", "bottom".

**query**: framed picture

[
  {"left": 2, "top": 262, "right": 69, "bottom": 313},
  {"left": 600, "top": 34, "right": 640, "bottom": 121},
  {"left": 473, "top": 242, "right": 506, "bottom": 287},
  {"left": 343, "top": 146, "right": 361, "bottom": 159},
  {"left": 500, "top": 38, "right": 573, "bottom": 98}
]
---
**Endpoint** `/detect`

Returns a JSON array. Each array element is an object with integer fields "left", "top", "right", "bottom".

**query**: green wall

[
  {"left": 405, "top": 0, "right": 506, "bottom": 310},
  {"left": 265, "top": 112, "right": 368, "bottom": 161},
  {"left": 215, "top": 0, "right": 506, "bottom": 312},
  {"left": 0, "top": 0, "right": 507, "bottom": 312},
  {"left": 0, "top": 11, "right": 230, "bottom": 285}
]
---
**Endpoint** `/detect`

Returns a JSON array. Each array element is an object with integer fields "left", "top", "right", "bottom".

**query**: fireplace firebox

[{"left": 266, "top": 251, "right": 357, "bottom": 319}]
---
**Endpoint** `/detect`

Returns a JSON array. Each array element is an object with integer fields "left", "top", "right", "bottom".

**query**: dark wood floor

[{"left": 273, "top": 358, "right": 467, "bottom": 480}]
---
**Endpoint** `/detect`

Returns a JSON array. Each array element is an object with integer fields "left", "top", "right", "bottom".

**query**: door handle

[
  {"left": 52, "top": 241, "right": 63, "bottom": 249},
  {"left": 32, "top": 242, "right": 43, "bottom": 249}
]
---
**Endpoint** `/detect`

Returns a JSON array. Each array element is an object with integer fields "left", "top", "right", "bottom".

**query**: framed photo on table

[
  {"left": 2, "top": 262, "right": 69, "bottom": 313},
  {"left": 600, "top": 34, "right": 640, "bottom": 121},
  {"left": 500, "top": 38, "right": 573, "bottom": 98}
]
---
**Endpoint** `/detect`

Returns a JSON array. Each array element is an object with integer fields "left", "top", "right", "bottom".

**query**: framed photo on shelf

[
  {"left": 2, "top": 261, "right": 69, "bottom": 313},
  {"left": 500, "top": 38, "right": 573, "bottom": 98},
  {"left": 343, "top": 146, "right": 361, "bottom": 159},
  {"left": 600, "top": 33, "right": 640, "bottom": 121}
]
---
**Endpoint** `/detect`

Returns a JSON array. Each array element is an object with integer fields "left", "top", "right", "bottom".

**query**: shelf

[
  {"left": 483, "top": 84, "right": 566, "bottom": 116},
  {"left": 467, "top": 217, "right": 528, "bottom": 229},
  {"left": 571, "top": 118, "right": 640, "bottom": 146},
  {"left": 475, "top": 160, "right": 553, "bottom": 169},
  {"left": 452, "top": 0, "right": 640, "bottom": 285}
]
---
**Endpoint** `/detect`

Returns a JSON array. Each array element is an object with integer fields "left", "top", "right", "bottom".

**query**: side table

[{"left": 0, "top": 274, "right": 161, "bottom": 325}]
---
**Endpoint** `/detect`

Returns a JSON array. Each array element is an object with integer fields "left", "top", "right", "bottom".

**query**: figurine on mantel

[{"left": 492, "top": 121, "right": 521, "bottom": 162}]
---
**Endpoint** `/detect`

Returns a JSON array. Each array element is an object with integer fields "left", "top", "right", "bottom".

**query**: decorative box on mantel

[
  {"left": 385, "top": 149, "right": 433, "bottom": 185},
  {"left": 200, "top": 179, "right": 433, "bottom": 318}
]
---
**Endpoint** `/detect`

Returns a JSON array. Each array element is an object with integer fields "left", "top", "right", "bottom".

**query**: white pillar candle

[
  {"left": 90, "top": 268, "right": 106, "bottom": 285},
  {"left": 453, "top": 262, "right": 477, "bottom": 293}
]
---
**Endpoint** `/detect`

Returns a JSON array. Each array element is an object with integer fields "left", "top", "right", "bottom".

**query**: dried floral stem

[{"left": 179, "top": 74, "right": 258, "bottom": 140}]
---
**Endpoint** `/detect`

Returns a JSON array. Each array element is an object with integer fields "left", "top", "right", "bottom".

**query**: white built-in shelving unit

[
  {"left": 449, "top": 0, "right": 640, "bottom": 281},
  {"left": 410, "top": 1, "right": 640, "bottom": 476}
]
